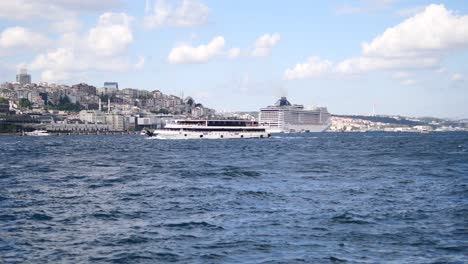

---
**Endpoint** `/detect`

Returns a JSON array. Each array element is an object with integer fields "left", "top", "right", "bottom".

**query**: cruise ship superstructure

[{"left": 259, "top": 97, "right": 331, "bottom": 133}]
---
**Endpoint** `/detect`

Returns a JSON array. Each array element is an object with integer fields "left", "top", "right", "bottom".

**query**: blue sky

[{"left": 0, "top": 0, "right": 467, "bottom": 118}]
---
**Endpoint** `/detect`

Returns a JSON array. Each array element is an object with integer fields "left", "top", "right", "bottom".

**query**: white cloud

[
  {"left": 0, "top": 0, "right": 122, "bottom": 21},
  {"left": 390, "top": 72, "right": 418, "bottom": 85},
  {"left": 30, "top": 48, "right": 79, "bottom": 72},
  {"left": 227, "top": 48, "right": 241, "bottom": 59},
  {"left": 288, "top": 4, "right": 468, "bottom": 80},
  {"left": 363, "top": 4, "right": 468, "bottom": 58},
  {"left": 29, "top": 47, "right": 144, "bottom": 82},
  {"left": 451, "top": 73, "right": 463, "bottom": 81},
  {"left": 168, "top": 36, "right": 225, "bottom": 64},
  {"left": 391, "top": 71, "right": 410, "bottom": 79},
  {"left": 396, "top": 6, "right": 425, "bottom": 17},
  {"left": 25, "top": 12, "right": 142, "bottom": 82},
  {"left": 337, "top": 4, "right": 468, "bottom": 74},
  {"left": 335, "top": 56, "right": 439, "bottom": 74},
  {"left": 284, "top": 57, "right": 333, "bottom": 80},
  {"left": 402, "top": 79, "right": 416, "bottom": 85},
  {"left": 144, "top": 0, "right": 209, "bottom": 29},
  {"left": 252, "top": 33, "right": 281, "bottom": 57},
  {"left": 0, "top": 27, "right": 50, "bottom": 50},
  {"left": 135, "top": 56, "right": 146, "bottom": 70},
  {"left": 87, "top": 12, "right": 133, "bottom": 56},
  {"left": 51, "top": 18, "right": 83, "bottom": 33},
  {"left": 336, "top": 0, "right": 398, "bottom": 15}
]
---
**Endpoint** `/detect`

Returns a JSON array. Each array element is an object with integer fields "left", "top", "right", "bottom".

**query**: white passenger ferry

[{"left": 147, "top": 120, "right": 271, "bottom": 139}]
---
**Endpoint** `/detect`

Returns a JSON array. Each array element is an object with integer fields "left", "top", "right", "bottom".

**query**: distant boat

[
  {"left": 148, "top": 119, "right": 270, "bottom": 139},
  {"left": 25, "top": 130, "right": 50, "bottom": 136}
]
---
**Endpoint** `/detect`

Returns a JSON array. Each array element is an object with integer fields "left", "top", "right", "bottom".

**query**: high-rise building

[
  {"left": 16, "top": 69, "right": 31, "bottom": 84},
  {"left": 103, "top": 82, "right": 118, "bottom": 90}
]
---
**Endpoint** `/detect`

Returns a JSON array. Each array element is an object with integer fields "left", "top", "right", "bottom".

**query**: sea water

[{"left": 0, "top": 133, "right": 467, "bottom": 263}]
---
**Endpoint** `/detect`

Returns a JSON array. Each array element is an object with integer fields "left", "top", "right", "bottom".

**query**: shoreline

[
  {"left": 1, "top": 130, "right": 466, "bottom": 137},
  {"left": 0, "top": 131, "right": 141, "bottom": 136}
]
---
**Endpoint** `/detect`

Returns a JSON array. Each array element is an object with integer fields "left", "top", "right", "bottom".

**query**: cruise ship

[
  {"left": 147, "top": 120, "right": 271, "bottom": 139},
  {"left": 259, "top": 97, "right": 331, "bottom": 133}
]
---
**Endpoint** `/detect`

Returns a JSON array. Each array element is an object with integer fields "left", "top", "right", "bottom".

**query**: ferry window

[{"left": 200, "top": 135, "right": 203, "bottom": 138}]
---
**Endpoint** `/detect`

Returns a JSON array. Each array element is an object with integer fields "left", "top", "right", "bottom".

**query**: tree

[
  {"left": 19, "top": 98, "right": 32, "bottom": 109},
  {"left": 151, "top": 108, "right": 170, "bottom": 114},
  {"left": 185, "top": 97, "right": 194, "bottom": 106},
  {"left": 47, "top": 96, "right": 82, "bottom": 112},
  {"left": 99, "top": 94, "right": 109, "bottom": 102},
  {"left": 0, "top": 97, "right": 7, "bottom": 104}
]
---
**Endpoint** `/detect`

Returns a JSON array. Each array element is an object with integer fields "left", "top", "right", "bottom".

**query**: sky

[{"left": 0, "top": 0, "right": 467, "bottom": 118}]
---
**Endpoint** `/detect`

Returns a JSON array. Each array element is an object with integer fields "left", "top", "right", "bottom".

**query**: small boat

[
  {"left": 25, "top": 130, "right": 50, "bottom": 136},
  {"left": 148, "top": 119, "right": 270, "bottom": 139}
]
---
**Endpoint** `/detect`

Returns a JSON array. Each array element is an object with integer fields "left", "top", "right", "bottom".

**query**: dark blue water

[{"left": 0, "top": 133, "right": 467, "bottom": 263}]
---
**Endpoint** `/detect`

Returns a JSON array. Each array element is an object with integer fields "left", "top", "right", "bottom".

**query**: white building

[{"left": 79, "top": 110, "right": 105, "bottom": 124}]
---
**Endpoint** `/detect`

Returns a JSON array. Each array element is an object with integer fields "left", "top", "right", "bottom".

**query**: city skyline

[{"left": 0, "top": 1, "right": 467, "bottom": 118}]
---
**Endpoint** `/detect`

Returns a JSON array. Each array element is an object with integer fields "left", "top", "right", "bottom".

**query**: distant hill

[{"left": 333, "top": 115, "right": 426, "bottom": 127}]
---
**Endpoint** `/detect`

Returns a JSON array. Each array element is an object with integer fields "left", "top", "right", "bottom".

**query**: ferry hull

[{"left": 150, "top": 130, "right": 270, "bottom": 140}]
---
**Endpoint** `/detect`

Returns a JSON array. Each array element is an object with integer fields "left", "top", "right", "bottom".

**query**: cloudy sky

[{"left": 0, "top": 0, "right": 467, "bottom": 118}]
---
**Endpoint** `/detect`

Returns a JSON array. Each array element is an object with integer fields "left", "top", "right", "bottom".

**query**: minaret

[
  {"left": 107, "top": 98, "right": 111, "bottom": 114},
  {"left": 98, "top": 98, "right": 102, "bottom": 111}
]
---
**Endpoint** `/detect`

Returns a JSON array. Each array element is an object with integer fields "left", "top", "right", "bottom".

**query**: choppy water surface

[{"left": 0, "top": 133, "right": 467, "bottom": 263}]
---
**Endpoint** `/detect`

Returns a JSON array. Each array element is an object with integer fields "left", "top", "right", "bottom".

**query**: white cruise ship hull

[
  {"left": 150, "top": 130, "right": 270, "bottom": 139},
  {"left": 266, "top": 124, "right": 330, "bottom": 133}
]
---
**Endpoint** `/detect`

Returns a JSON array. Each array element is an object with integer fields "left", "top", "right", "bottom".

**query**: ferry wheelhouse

[{"left": 149, "top": 120, "right": 270, "bottom": 139}]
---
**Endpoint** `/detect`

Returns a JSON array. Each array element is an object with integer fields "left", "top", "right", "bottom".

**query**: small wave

[
  {"left": 0, "top": 173, "right": 14, "bottom": 179},
  {"left": 104, "top": 253, "right": 154, "bottom": 263},
  {"left": 30, "top": 213, "right": 53, "bottom": 221},
  {"left": 116, "top": 235, "right": 149, "bottom": 245},
  {"left": 91, "top": 211, "right": 120, "bottom": 220},
  {"left": 237, "top": 190, "right": 273, "bottom": 198},
  {"left": 88, "top": 183, "right": 113, "bottom": 189},
  {"left": 36, "top": 167, "right": 56, "bottom": 173},
  {"left": 0, "top": 214, "right": 17, "bottom": 221},
  {"left": 153, "top": 252, "right": 180, "bottom": 261},
  {"left": 331, "top": 212, "right": 372, "bottom": 225},
  {"left": 198, "top": 240, "right": 254, "bottom": 250},
  {"left": 222, "top": 167, "right": 261, "bottom": 178},
  {"left": 199, "top": 253, "right": 226, "bottom": 260},
  {"left": 173, "top": 234, "right": 199, "bottom": 240},
  {"left": 436, "top": 245, "right": 466, "bottom": 252},
  {"left": 272, "top": 136, "right": 307, "bottom": 139},
  {"left": 329, "top": 256, "right": 347, "bottom": 263},
  {"left": 67, "top": 175, "right": 86, "bottom": 180},
  {"left": 103, "top": 177, "right": 127, "bottom": 183},
  {"left": 164, "top": 221, "right": 222, "bottom": 229}
]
